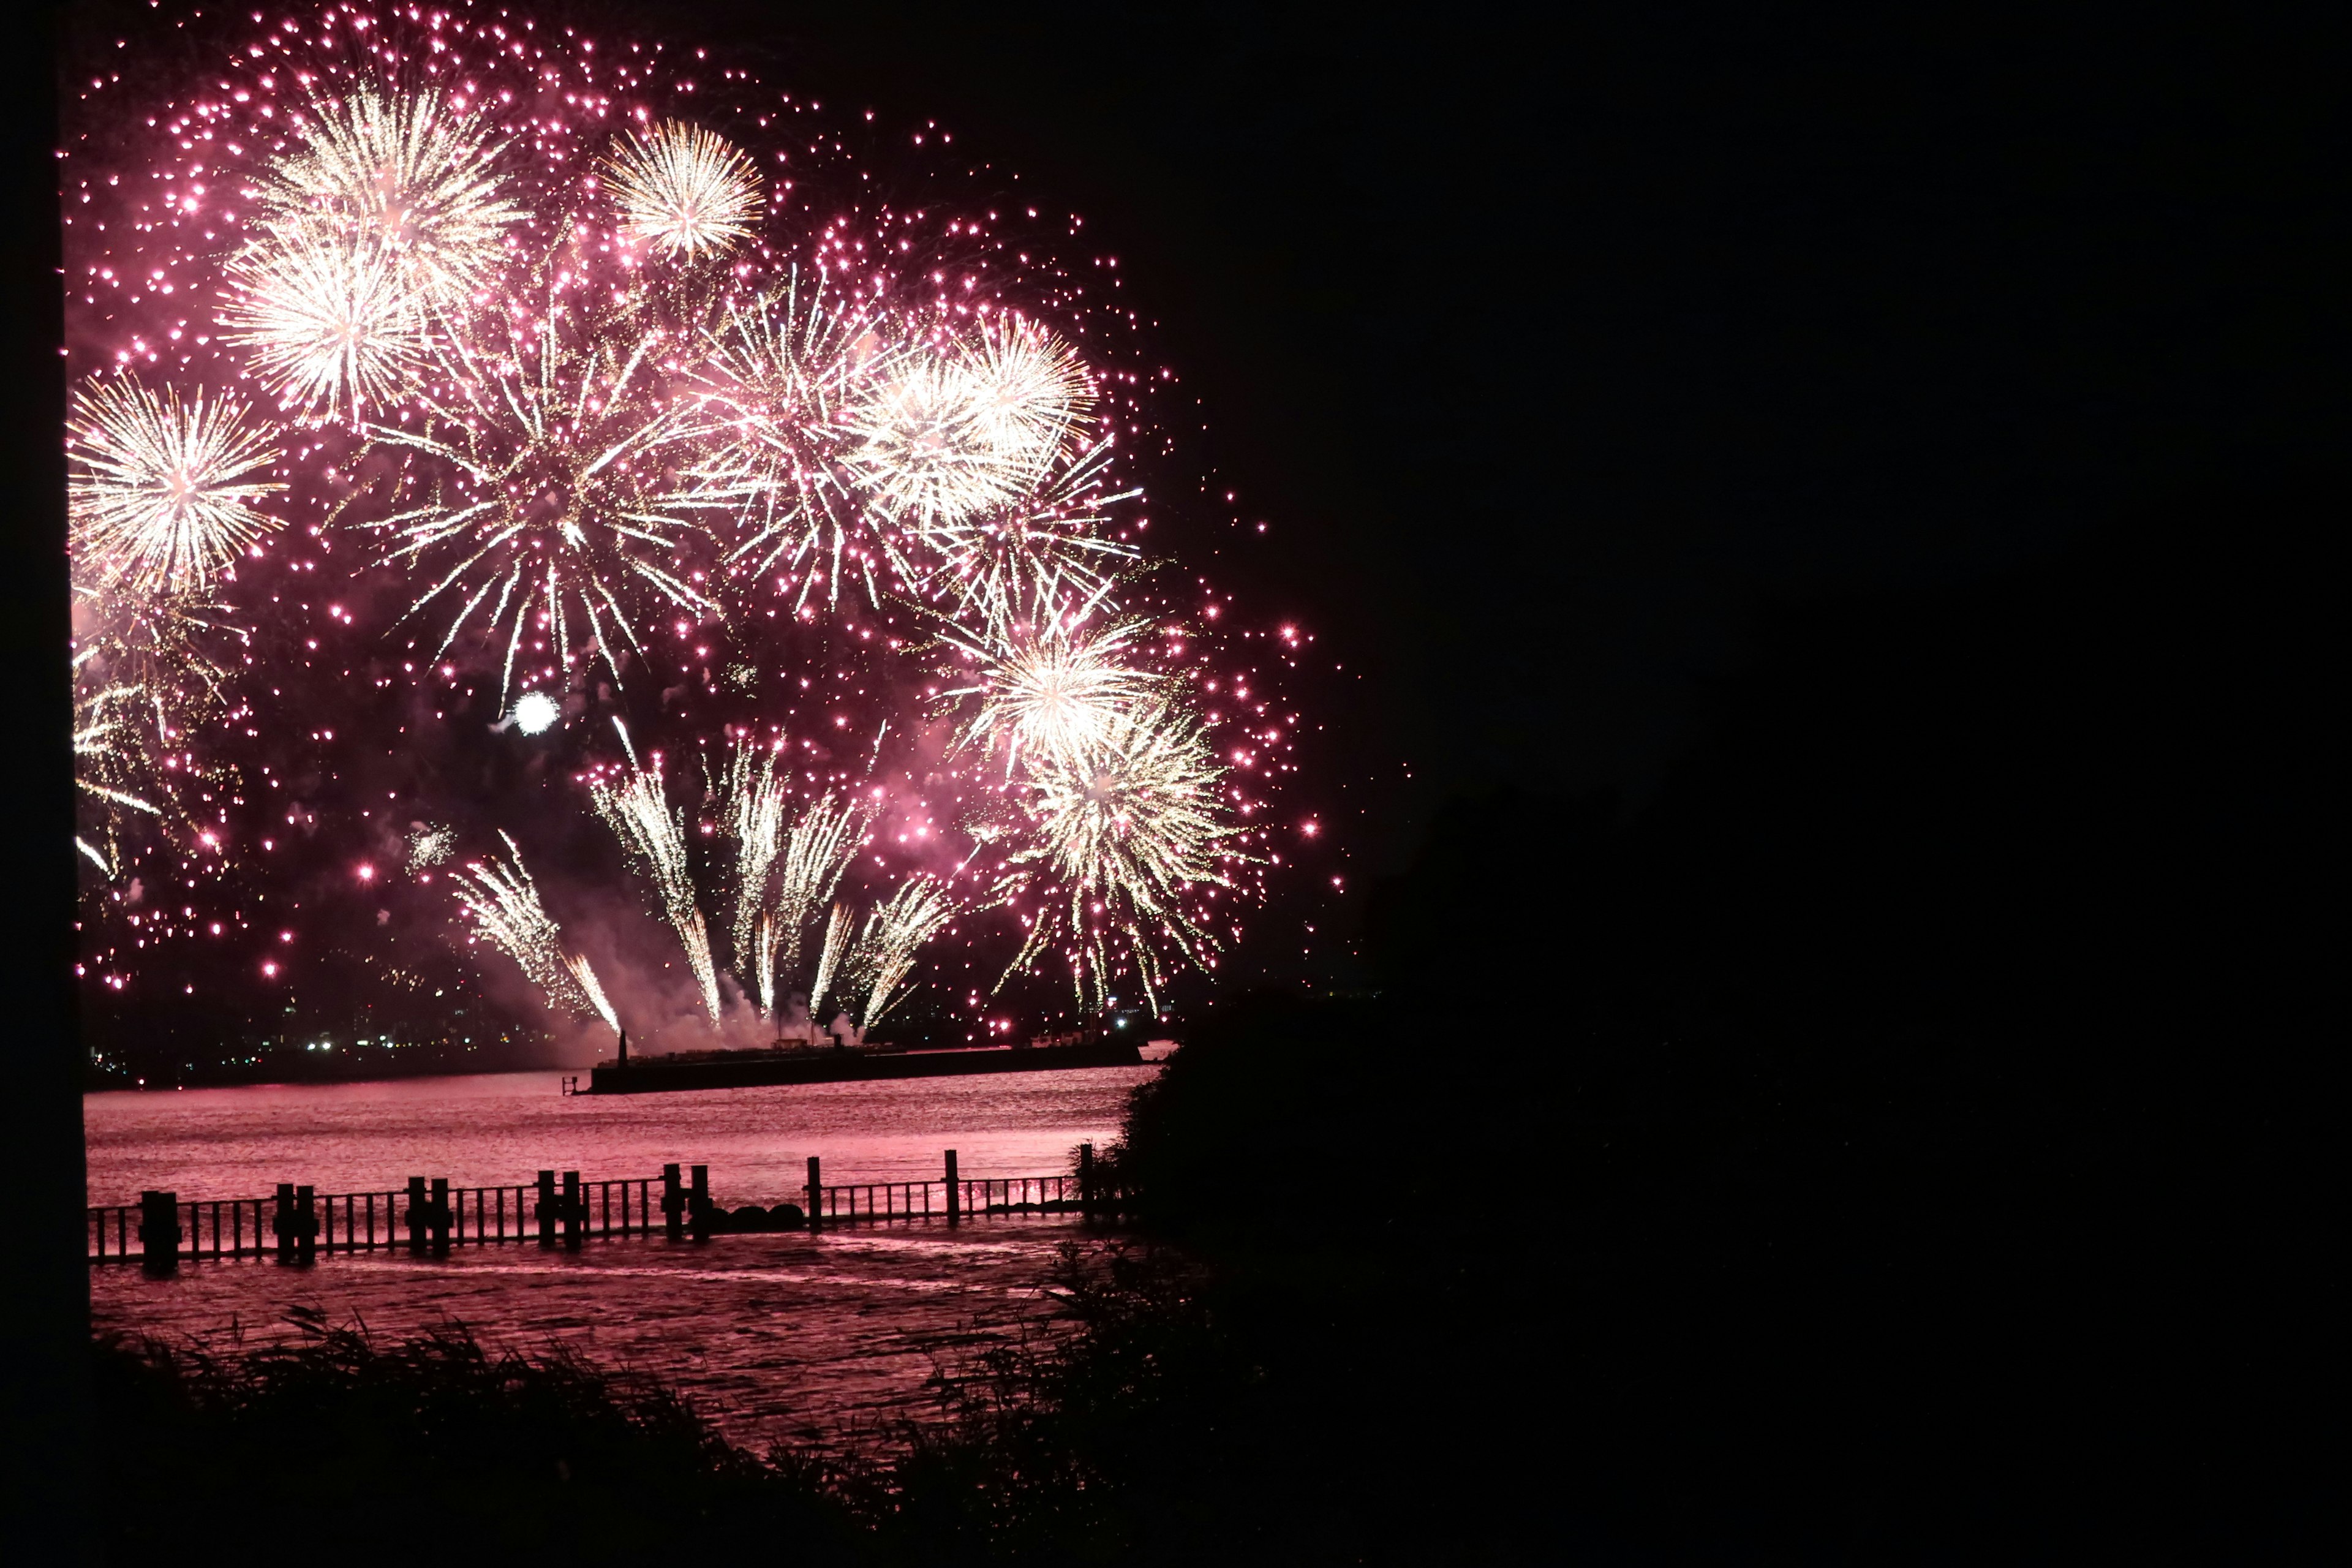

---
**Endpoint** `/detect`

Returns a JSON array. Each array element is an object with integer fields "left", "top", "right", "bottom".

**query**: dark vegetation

[{"left": 91, "top": 503, "right": 2324, "bottom": 1562}]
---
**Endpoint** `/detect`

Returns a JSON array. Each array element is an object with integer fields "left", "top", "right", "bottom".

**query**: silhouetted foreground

[{"left": 91, "top": 504, "right": 2323, "bottom": 1562}]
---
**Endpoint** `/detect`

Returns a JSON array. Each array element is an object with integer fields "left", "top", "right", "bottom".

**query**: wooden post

[
  {"left": 562, "top": 1172, "right": 584, "bottom": 1251},
  {"left": 688, "top": 1166, "right": 710, "bottom": 1242},
  {"left": 137, "top": 1191, "right": 179, "bottom": 1274},
  {"left": 295, "top": 1186, "right": 317, "bottom": 1264},
  {"left": 429, "top": 1178, "right": 453, "bottom": 1255},
  {"left": 944, "top": 1150, "right": 959, "bottom": 1226},
  {"left": 1079, "top": 1143, "right": 1095, "bottom": 1218},
  {"left": 806, "top": 1156, "right": 822, "bottom": 1233},
  {"left": 404, "top": 1177, "right": 428, "bottom": 1254},
  {"left": 536, "top": 1170, "right": 556, "bottom": 1248},
  {"left": 662, "top": 1164, "right": 683, "bottom": 1241}
]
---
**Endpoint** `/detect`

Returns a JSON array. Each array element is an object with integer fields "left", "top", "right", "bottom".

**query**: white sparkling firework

[
  {"left": 603, "top": 121, "right": 764, "bottom": 261},
  {"left": 1006, "top": 698, "right": 1237, "bottom": 1013},
  {"left": 852, "top": 875, "right": 962, "bottom": 1027},
  {"left": 452, "top": 832, "right": 608, "bottom": 1023},
  {"left": 249, "top": 83, "right": 523, "bottom": 308},
  {"left": 940, "top": 601, "right": 1163, "bottom": 775},
  {"left": 220, "top": 231, "right": 426, "bottom": 421},
  {"left": 67, "top": 375, "right": 285, "bottom": 598},
  {"left": 589, "top": 734, "right": 723, "bottom": 1023},
  {"left": 363, "top": 287, "right": 710, "bottom": 696},
  {"left": 962, "top": 315, "right": 1093, "bottom": 467}
]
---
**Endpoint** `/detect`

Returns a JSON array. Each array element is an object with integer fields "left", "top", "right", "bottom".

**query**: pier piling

[
  {"left": 429, "top": 1177, "right": 453, "bottom": 1255},
  {"left": 945, "top": 1150, "right": 959, "bottom": 1226},
  {"left": 806, "top": 1156, "right": 821, "bottom": 1233},
  {"left": 562, "top": 1172, "right": 583, "bottom": 1251},
  {"left": 404, "top": 1177, "right": 428, "bottom": 1254},
  {"left": 295, "top": 1186, "right": 317, "bottom": 1264},
  {"left": 137, "top": 1191, "right": 179, "bottom": 1275},
  {"left": 536, "top": 1171, "right": 556, "bottom": 1248},
  {"left": 688, "top": 1166, "right": 711, "bottom": 1242},
  {"left": 1079, "top": 1144, "right": 1095, "bottom": 1218},
  {"left": 661, "top": 1164, "right": 683, "bottom": 1242}
]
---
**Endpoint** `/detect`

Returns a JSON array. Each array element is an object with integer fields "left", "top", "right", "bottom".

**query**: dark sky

[{"left": 599, "top": 1, "right": 2331, "bottom": 878}]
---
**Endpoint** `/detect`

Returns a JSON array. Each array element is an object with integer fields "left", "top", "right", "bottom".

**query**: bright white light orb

[{"left": 511, "top": 692, "right": 560, "bottom": 734}]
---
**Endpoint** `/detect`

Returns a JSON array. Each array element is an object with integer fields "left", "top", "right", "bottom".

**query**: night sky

[{"left": 602, "top": 2, "right": 2332, "bottom": 985}]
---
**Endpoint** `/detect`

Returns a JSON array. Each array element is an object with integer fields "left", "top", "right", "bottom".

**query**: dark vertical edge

[{"left": 0, "top": 0, "right": 85, "bottom": 1553}]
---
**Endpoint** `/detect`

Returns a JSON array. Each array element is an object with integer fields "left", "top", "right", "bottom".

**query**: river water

[{"left": 85, "top": 1059, "right": 1163, "bottom": 1452}]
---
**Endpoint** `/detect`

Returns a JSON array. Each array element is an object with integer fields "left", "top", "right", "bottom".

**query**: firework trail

[
  {"left": 452, "top": 832, "right": 607, "bottom": 1024},
  {"left": 852, "top": 874, "right": 963, "bottom": 1027},
  {"left": 939, "top": 596, "right": 1163, "bottom": 775},
  {"left": 603, "top": 120, "right": 764, "bottom": 262},
  {"left": 764, "top": 793, "right": 867, "bottom": 1009},
  {"left": 723, "top": 740, "right": 791, "bottom": 979},
  {"left": 806, "top": 900, "right": 854, "bottom": 1025},
  {"left": 67, "top": 375, "right": 284, "bottom": 597},
  {"left": 589, "top": 730, "right": 722, "bottom": 1023},
  {"left": 840, "top": 339, "right": 1045, "bottom": 537},
  {"left": 1005, "top": 697, "right": 1238, "bottom": 1013},
  {"left": 364, "top": 281, "right": 711, "bottom": 696},
  {"left": 247, "top": 83, "right": 523, "bottom": 311},
  {"left": 563, "top": 951, "right": 622, "bottom": 1035},
  {"left": 73, "top": 672, "right": 163, "bottom": 877}
]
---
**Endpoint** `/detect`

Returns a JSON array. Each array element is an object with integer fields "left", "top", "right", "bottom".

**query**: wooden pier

[{"left": 89, "top": 1147, "right": 1117, "bottom": 1267}]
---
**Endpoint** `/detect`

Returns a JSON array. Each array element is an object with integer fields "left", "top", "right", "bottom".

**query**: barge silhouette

[{"left": 583, "top": 1035, "right": 1146, "bottom": 1095}]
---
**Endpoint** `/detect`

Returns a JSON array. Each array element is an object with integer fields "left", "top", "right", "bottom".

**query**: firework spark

[
  {"left": 603, "top": 121, "right": 764, "bottom": 262},
  {"left": 67, "top": 375, "right": 284, "bottom": 598},
  {"left": 249, "top": 83, "right": 522, "bottom": 309},
  {"left": 1006, "top": 697, "right": 1237, "bottom": 1012},
  {"left": 404, "top": 823, "right": 456, "bottom": 868}
]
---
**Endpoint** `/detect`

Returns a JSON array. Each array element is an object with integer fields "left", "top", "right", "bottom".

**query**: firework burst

[
  {"left": 603, "top": 120, "right": 764, "bottom": 262},
  {"left": 679, "top": 280, "right": 900, "bottom": 608},
  {"left": 1006, "top": 697, "right": 1238, "bottom": 1012},
  {"left": 940, "top": 599, "right": 1164, "bottom": 775},
  {"left": 219, "top": 229, "right": 426, "bottom": 421},
  {"left": 364, "top": 283, "right": 711, "bottom": 695},
  {"left": 248, "top": 83, "right": 523, "bottom": 309},
  {"left": 67, "top": 375, "right": 284, "bottom": 598}
]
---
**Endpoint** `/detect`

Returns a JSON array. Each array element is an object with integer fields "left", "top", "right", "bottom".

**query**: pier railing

[{"left": 91, "top": 1146, "right": 1118, "bottom": 1267}]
